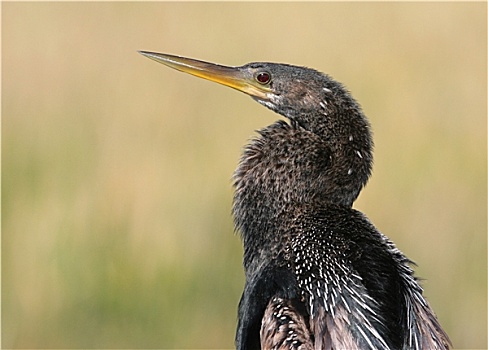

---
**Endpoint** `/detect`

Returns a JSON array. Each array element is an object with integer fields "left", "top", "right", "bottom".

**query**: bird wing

[
  {"left": 260, "top": 296, "right": 313, "bottom": 350},
  {"left": 286, "top": 219, "right": 393, "bottom": 350},
  {"left": 259, "top": 278, "right": 390, "bottom": 350},
  {"left": 307, "top": 274, "right": 392, "bottom": 350},
  {"left": 403, "top": 293, "right": 452, "bottom": 349},
  {"left": 393, "top": 252, "right": 452, "bottom": 349},
  {"left": 256, "top": 250, "right": 393, "bottom": 349}
]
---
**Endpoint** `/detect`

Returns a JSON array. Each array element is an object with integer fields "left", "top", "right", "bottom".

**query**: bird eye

[{"left": 255, "top": 72, "right": 271, "bottom": 85}]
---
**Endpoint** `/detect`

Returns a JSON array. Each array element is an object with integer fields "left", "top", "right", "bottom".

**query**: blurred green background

[{"left": 3, "top": 2, "right": 486, "bottom": 349}]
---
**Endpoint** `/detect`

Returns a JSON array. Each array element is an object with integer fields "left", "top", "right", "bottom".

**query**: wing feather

[{"left": 260, "top": 297, "right": 313, "bottom": 350}]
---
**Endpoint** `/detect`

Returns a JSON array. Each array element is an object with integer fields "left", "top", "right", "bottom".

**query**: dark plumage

[{"left": 139, "top": 51, "right": 451, "bottom": 350}]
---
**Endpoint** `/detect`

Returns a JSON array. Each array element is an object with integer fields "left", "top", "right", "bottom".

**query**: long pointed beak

[{"left": 139, "top": 51, "right": 270, "bottom": 100}]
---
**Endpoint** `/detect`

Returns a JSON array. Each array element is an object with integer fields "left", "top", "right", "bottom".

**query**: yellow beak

[{"left": 139, "top": 51, "right": 271, "bottom": 100}]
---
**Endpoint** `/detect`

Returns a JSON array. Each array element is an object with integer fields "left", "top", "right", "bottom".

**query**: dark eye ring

[{"left": 255, "top": 71, "right": 271, "bottom": 85}]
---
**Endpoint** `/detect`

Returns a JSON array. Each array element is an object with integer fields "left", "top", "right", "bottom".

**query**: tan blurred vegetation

[{"left": 3, "top": 2, "right": 486, "bottom": 349}]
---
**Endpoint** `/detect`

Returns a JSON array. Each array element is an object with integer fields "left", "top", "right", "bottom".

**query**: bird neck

[{"left": 233, "top": 113, "right": 372, "bottom": 268}]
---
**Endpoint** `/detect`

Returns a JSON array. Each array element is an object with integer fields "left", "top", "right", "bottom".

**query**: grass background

[{"left": 3, "top": 2, "right": 486, "bottom": 349}]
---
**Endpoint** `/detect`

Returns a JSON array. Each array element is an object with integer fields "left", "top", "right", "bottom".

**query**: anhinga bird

[{"left": 139, "top": 51, "right": 451, "bottom": 350}]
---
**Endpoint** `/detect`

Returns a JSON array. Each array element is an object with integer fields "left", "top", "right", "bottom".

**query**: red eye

[{"left": 256, "top": 72, "right": 271, "bottom": 84}]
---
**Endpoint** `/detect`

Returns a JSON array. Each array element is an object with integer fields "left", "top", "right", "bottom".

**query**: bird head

[{"left": 138, "top": 51, "right": 358, "bottom": 135}]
